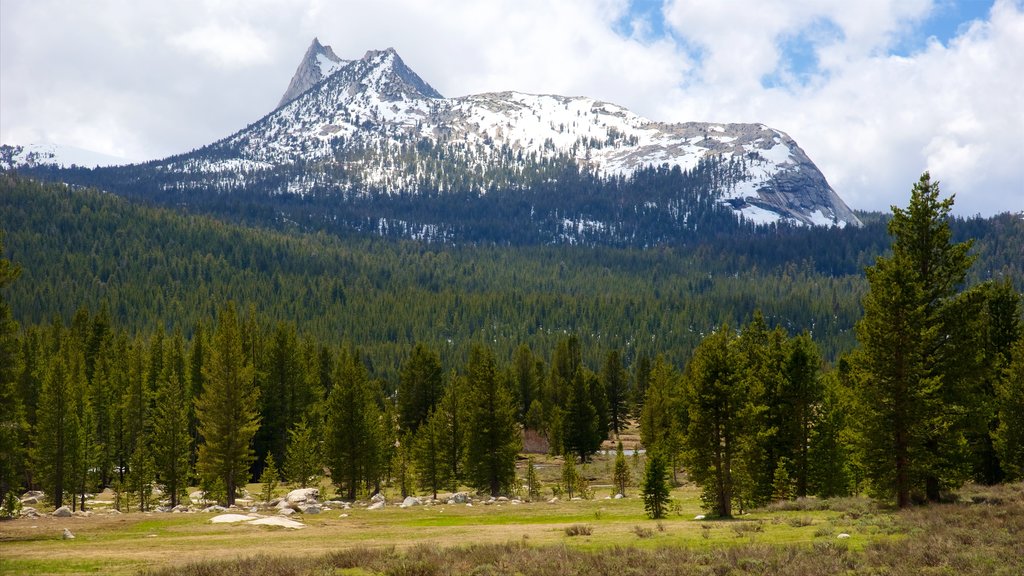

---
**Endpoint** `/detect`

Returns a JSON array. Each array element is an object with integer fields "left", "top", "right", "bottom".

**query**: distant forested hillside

[{"left": 1, "top": 175, "right": 1021, "bottom": 376}]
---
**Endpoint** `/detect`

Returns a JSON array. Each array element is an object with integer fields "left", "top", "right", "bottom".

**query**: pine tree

[
  {"left": 613, "top": 440, "right": 630, "bottom": 497},
  {"left": 0, "top": 235, "right": 25, "bottom": 503},
  {"left": 125, "top": 441, "right": 155, "bottom": 511},
  {"left": 995, "top": 336, "right": 1024, "bottom": 480},
  {"left": 326, "top": 349, "right": 384, "bottom": 500},
  {"left": 398, "top": 342, "right": 444, "bottom": 435},
  {"left": 195, "top": 302, "right": 260, "bottom": 507},
  {"left": 682, "top": 326, "right": 745, "bottom": 518},
  {"left": 259, "top": 452, "right": 280, "bottom": 504},
  {"left": 639, "top": 356, "right": 682, "bottom": 474},
  {"left": 152, "top": 332, "right": 192, "bottom": 508},
  {"left": 852, "top": 173, "right": 975, "bottom": 507},
  {"left": 807, "top": 372, "right": 852, "bottom": 498},
  {"left": 257, "top": 322, "right": 306, "bottom": 475},
  {"left": 562, "top": 369, "right": 600, "bottom": 462},
  {"left": 602, "top": 349, "right": 630, "bottom": 435},
  {"left": 463, "top": 344, "right": 521, "bottom": 497},
  {"left": 284, "top": 418, "right": 321, "bottom": 488},
  {"left": 642, "top": 453, "right": 670, "bottom": 519},
  {"left": 561, "top": 454, "right": 579, "bottom": 499},
  {"left": 436, "top": 372, "right": 466, "bottom": 492},
  {"left": 33, "top": 342, "right": 77, "bottom": 509},
  {"left": 411, "top": 407, "right": 447, "bottom": 500},
  {"left": 525, "top": 457, "right": 541, "bottom": 501}
]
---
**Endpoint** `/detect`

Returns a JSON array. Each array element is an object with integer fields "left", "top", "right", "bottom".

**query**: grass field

[{"left": 2, "top": 458, "right": 1022, "bottom": 575}]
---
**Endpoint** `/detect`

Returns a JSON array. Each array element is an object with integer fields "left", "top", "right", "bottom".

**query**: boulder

[
  {"left": 210, "top": 513, "right": 254, "bottom": 524},
  {"left": 450, "top": 492, "right": 470, "bottom": 504},
  {"left": 62, "top": 528, "right": 75, "bottom": 540},
  {"left": 20, "top": 507, "right": 38, "bottom": 517},
  {"left": 400, "top": 496, "right": 421, "bottom": 508},
  {"left": 837, "top": 533, "right": 851, "bottom": 539},
  {"left": 694, "top": 514, "right": 705, "bottom": 520},
  {"left": 297, "top": 503, "right": 321, "bottom": 514},
  {"left": 285, "top": 488, "right": 319, "bottom": 505},
  {"left": 547, "top": 497, "right": 559, "bottom": 504},
  {"left": 52, "top": 506, "right": 72, "bottom": 517},
  {"left": 156, "top": 506, "right": 173, "bottom": 513},
  {"left": 367, "top": 501, "right": 385, "bottom": 510},
  {"left": 370, "top": 493, "right": 386, "bottom": 504},
  {"left": 278, "top": 507, "right": 295, "bottom": 516},
  {"left": 20, "top": 496, "right": 39, "bottom": 505},
  {"left": 247, "top": 516, "right": 305, "bottom": 529},
  {"left": 171, "top": 505, "right": 190, "bottom": 513},
  {"left": 189, "top": 490, "right": 206, "bottom": 504},
  {"left": 21, "top": 490, "right": 44, "bottom": 502},
  {"left": 275, "top": 499, "right": 293, "bottom": 510},
  {"left": 614, "top": 493, "right": 624, "bottom": 499},
  {"left": 202, "top": 505, "right": 226, "bottom": 513}
]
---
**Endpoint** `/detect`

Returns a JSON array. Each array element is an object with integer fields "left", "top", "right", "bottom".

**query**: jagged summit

[{"left": 277, "top": 37, "right": 349, "bottom": 108}]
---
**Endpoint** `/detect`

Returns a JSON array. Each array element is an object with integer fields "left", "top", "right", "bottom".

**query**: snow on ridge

[{"left": 1, "top": 142, "right": 133, "bottom": 169}]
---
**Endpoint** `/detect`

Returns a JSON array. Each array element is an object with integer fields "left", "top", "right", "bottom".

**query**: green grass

[{"left": 3, "top": 482, "right": 1022, "bottom": 575}]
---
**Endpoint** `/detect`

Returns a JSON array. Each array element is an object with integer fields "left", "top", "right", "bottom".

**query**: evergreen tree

[
  {"left": 613, "top": 440, "right": 630, "bottom": 496},
  {"left": 995, "top": 336, "right": 1024, "bottom": 480},
  {"left": 561, "top": 454, "right": 579, "bottom": 499},
  {"left": 152, "top": 332, "right": 192, "bottom": 508},
  {"left": 284, "top": 418, "right": 322, "bottom": 488},
  {"left": 33, "top": 343, "right": 77, "bottom": 508},
  {"left": 782, "top": 332, "right": 823, "bottom": 498},
  {"left": 807, "top": 372, "right": 852, "bottom": 497},
  {"left": 639, "top": 356, "right": 682, "bottom": 471},
  {"left": 525, "top": 457, "right": 541, "bottom": 501},
  {"left": 326, "top": 349, "right": 384, "bottom": 499},
  {"left": 259, "top": 452, "right": 280, "bottom": 503},
  {"left": 463, "top": 344, "right": 521, "bottom": 496},
  {"left": 512, "top": 344, "right": 540, "bottom": 423},
  {"left": 642, "top": 453, "right": 670, "bottom": 519},
  {"left": 125, "top": 441, "right": 155, "bottom": 511},
  {"left": 411, "top": 407, "right": 447, "bottom": 499},
  {"left": 436, "top": 371, "right": 466, "bottom": 492},
  {"left": 682, "top": 326, "right": 745, "bottom": 518},
  {"left": 0, "top": 235, "right": 26, "bottom": 502},
  {"left": 257, "top": 322, "right": 306, "bottom": 474},
  {"left": 852, "top": 173, "right": 975, "bottom": 507},
  {"left": 397, "top": 342, "right": 444, "bottom": 435},
  {"left": 195, "top": 302, "right": 260, "bottom": 507},
  {"left": 602, "top": 349, "right": 630, "bottom": 435},
  {"left": 562, "top": 369, "right": 600, "bottom": 462},
  {"left": 633, "top": 352, "right": 652, "bottom": 416}
]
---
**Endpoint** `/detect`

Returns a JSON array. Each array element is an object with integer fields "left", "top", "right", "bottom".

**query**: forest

[{"left": 0, "top": 172, "right": 1022, "bottom": 519}]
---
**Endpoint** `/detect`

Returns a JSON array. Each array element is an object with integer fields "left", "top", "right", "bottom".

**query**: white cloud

[{"left": 1, "top": 0, "right": 1020, "bottom": 215}]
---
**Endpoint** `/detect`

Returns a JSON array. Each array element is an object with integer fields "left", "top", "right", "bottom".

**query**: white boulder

[
  {"left": 400, "top": 496, "right": 421, "bottom": 508},
  {"left": 367, "top": 501, "right": 385, "bottom": 510},
  {"left": 52, "top": 506, "right": 72, "bottom": 518},
  {"left": 62, "top": 528, "right": 75, "bottom": 540}
]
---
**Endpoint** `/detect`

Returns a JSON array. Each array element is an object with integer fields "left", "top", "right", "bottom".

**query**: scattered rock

[
  {"left": 107, "top": 509, "right": 122, "bottom": 515},
  {"left": 20, "top": 507, "right": 39, "bottom": 518},
  {"left": 210, "top": 514, "right": 256, "bottom": 524},
  {"left": 189, "top": 490, "right": 206, "bottom": 504},
  {"left": 339, "top": 513, "right": 349, "bottom": 518},
  {"left": 286, "top": 488, "right": 319, "bottom": 505},
  {"left": 370, "top": 493, "right": 386, "bottom": 504},
  {"left": 614, "top": 494, "right": 624, "bottom": 500},
  {"left": 837, "top": 533, "right": 851, "bottom": 539},
  {"left": 21, "top": 490, "right": 44, "bottom": 501},
  {"left": 52, "top": 506, "right": 72, "bottom": 518},
  {"left": 172, "top": 505, "right": 190, "bottom": 513},
  {"left": 497, "top": 496, "right": 508, "bottom": 502},
  {"left": 72, "top": 510, "right": 92, "bottom": 517},
  {"left": 20, "top": 496, "right": 39, "bottom": 505},
  {"left": 62, "top": 528, "right": 75, "bottom": 540},
  {"left": 247, "top": 516, "right": 305, "bottom": 529},
  {"left": 324, "top": 500, "right": 347, "bottom": 507},
  {"left": 279, "top": 508, "right": 295, "bottom": 516},
  {"left": 694, "top": 514, "right": 705, "bottom": 520},
  {"left": 450, "top": 492, "right": 470, "bottom": 504},
  {"left": 297, "top": 503, "right": 321, "bottom": 514},
  {"left": 400, "top": 496, "right": 421, "bottom": 508},
  {"left": 466, "top": 503, "right": 473, "bottom": 507},
  {"left": 202, "top": 505, "right": 226, "bottom": 513},
  {"left": 548, "top": 497, "right": 559, "bottom": 504},
  {"left": 367, "top": 501, "right": 385, "bottom": 511},
  {"left": 156, "top": 506, "right": 173, "bottom": 513}
]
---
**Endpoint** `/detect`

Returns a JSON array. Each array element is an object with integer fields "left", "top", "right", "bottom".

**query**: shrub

[{"left": 564, "top": 524, "right": 592, "bottom": 536}]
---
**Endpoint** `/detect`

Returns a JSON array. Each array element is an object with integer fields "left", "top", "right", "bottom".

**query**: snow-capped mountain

[
  {"left": 276, "top": 38, "right": 350, "bottom": 108},
  {"left": 0, "top": 143, "right": 131, "bottom": 170},
  {"left": 163, "top": 42, "right": 858, "bottom": 228}
]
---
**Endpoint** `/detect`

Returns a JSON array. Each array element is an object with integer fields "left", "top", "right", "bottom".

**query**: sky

[{"left": 1, "top": 0, "right": 1022, "bottom": 216}]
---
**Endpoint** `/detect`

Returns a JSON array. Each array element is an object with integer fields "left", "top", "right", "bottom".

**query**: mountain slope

[
  {"left": 162, "top": 46, "right": 860, "bottom": 228},
  {"left": 6, "top": 42, "right": 862, "bottom": 244}
]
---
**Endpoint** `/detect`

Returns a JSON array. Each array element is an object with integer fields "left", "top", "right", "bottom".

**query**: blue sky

[{"left": 1, "top": 0, "right": 1021, "bottom": 215}]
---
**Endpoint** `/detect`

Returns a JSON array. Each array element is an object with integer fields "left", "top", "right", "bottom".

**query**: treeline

[{"left": 634, "top": 174, "right": 1024, "bottom": 517}]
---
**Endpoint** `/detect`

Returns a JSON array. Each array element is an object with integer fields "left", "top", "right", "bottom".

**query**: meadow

[{"left": 2, "top": 454, "right": 1022, "bottom": 576}]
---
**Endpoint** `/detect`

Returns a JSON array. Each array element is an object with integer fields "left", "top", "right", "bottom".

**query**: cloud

[{"left": 1, "top": 0, "right": 1020, "bottom": 215}]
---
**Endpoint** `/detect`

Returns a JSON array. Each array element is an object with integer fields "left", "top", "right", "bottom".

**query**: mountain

[
  {"left": 0, "top": 142, "right": 131, "bottom": 169},
  {"left": 277, "top": 37, "right": 349, "bottom": 108},
  {"left": 5, "top": 42, "right": 862, "bottom": 245}
]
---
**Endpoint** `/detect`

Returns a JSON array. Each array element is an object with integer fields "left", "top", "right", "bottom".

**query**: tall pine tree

[{"left": 195, "top": 302, "right": 260, "bottom": 507}]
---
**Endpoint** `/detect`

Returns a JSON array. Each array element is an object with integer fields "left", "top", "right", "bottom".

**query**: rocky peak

[
  {"left": 336, "top": 47, "right": 443, "bottom": 102},
  {"left": 277, "top": 37, "right": 348, "bottom": 108}
]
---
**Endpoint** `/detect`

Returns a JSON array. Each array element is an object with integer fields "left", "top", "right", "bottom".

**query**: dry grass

[{"left": 2, "top": 482, "right": 1021, "bottom": 576}]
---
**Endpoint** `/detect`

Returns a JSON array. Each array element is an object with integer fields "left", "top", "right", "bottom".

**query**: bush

[{"left": 564, "top": 524, "right": 592, "bottom": 536}]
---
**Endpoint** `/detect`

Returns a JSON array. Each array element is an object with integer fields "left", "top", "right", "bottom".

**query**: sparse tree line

[{"left": 0, "top": 173, "right": 1022, "bottom": 520}]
